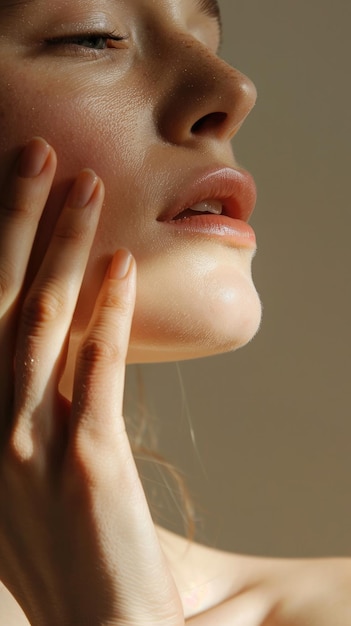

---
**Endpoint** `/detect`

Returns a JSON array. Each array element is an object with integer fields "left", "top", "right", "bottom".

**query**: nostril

[{"left": 191, "top": 111, "right": 227, "bottom": 134}]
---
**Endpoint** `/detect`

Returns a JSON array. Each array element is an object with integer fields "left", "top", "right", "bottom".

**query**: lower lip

[{"left": 163, "top": 215, "right": 257, "bottom": 248}]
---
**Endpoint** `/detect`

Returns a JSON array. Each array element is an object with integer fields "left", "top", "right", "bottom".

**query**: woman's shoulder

[
  {"left": 157, "top": 526, "right": 276, "bottom": 621},
  {"left": 158, "top": 528, "right": 351, "bottom": 625}
]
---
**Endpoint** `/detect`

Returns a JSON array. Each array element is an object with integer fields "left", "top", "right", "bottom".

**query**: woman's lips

[{"left": 158, "top": 167, "right": 257, "bottom": 248}]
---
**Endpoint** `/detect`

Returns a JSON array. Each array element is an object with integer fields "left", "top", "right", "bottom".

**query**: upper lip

[{"left": 158, "top": 167, "right": 257, "bottom": 223}]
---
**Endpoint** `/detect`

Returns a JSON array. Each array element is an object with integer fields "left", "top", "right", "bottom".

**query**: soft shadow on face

[{"left": 0, "top": 0, "right": 262, "bottom": 366}]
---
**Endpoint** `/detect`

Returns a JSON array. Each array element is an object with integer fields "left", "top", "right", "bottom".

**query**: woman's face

[{"left": 0, "top": 0, "right": 262, "bottom": 363}]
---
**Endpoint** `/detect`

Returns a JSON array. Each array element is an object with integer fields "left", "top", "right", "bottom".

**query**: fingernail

[
  {"left": 18, "top": 137, "right": 51, "bottom": 178},
  {"left": 68, "top": 170, "right": 98, "bottom": 209},
  {"left": 109, "top": 249, "right": 133, "bottom": 280}
]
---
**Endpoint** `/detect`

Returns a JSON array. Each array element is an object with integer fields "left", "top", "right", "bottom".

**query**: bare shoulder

[
  {"left": 157, "top": 526, "right": 277, "bottom": 621},
  {"left": 158, "top": 529, "right": 351, "bottom": 625}
]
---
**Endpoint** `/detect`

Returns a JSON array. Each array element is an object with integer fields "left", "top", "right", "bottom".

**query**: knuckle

[
  {"left": 79, "top": 336, "right": 121, "bottom": 367},
  {"left": 102, "top": 280, "right": 134, "bottom": 315},
  {"left": 0, "top": 264, "right": 13, "bottom": 306},
  {"left": 54, "top": 221, "right": 89, "bottom": 244},
  {"left": 0, "top": 197, "right": 35, "bottom": 221},
  {"left": 23, "top": 284, "right": 66, "bottom": 328},
  {"left": 102, "top": 288, "right": 131, "bottom": 313},
  {"left": 6, "top": 424, "right": 35, "bottom": 466}
]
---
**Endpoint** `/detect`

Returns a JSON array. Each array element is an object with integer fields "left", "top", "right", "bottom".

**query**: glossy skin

[
  {"left": 1, "top": 1, "right": 351, "bottom": 625},
  {"left": 0, "top": 0, "right": 261, "bottom": 372}
]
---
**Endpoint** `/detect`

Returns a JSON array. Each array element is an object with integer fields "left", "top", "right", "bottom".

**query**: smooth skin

[{"left": 0, "top": 0, "right": 351, "bottom": 624}]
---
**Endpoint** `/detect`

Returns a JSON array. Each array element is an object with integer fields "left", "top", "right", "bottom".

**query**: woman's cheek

[
  {"left": 0, "top": 60, "right": 142, "bottom": 181},
  {"left": 0, "top": 65, "right": 146, "bottom": 275}
]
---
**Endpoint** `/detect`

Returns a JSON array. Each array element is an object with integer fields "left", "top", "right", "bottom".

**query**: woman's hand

[{"left": 0, "top": 138, "right": 184, "bottom": 626}]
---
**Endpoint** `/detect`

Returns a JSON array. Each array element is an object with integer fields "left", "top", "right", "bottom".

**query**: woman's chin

[{"left": 127, "top": 282, "right": 262, "bottom": 364}]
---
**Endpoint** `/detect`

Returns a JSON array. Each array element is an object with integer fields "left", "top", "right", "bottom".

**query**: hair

[{"left": 125, "top": 365, "right": 196, "bottom": 539}]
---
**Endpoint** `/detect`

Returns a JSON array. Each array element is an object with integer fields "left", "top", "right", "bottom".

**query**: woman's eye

[
  {"left": 47, "top": 32, "right": 127, "bottom": 52},
  {"left": 71, "top": 35, "right": 109, "bottom": 50}
]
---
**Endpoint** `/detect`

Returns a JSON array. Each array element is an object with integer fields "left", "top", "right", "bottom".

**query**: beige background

[{"left": 126, "top": 0, "right": 351, "bottom": 558}]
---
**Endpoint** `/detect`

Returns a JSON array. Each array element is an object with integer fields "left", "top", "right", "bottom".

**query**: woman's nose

[{"left": 154, "top": 36, "right": 257, "bottom": 146}]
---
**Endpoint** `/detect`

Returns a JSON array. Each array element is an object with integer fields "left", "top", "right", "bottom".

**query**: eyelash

[{"left": 46, "top": 31, "right": 128, "bottom": 53}]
